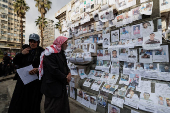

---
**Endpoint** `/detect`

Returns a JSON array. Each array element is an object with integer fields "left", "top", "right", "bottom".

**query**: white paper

[
  {"left": 131, "top": 24, "right": 142, "bottom": 38},
  {"left": 119, "top": 48, "right": 128, "bottom": 61},
  {"left": 131, "top": 7, "right": 142, "bottom": 21},
  {"left": 83, "top": 78, "right": 94, "bottom": 87},
  {"left": 103, "top": 49, "right": 110, "bottom": 60},
  {"left": 111, "top": 96, "right": 124, "bottom": 108},
  {"left": 142, "top": 21, "right": 154, "bottom": 37},
  {"left": 160, "top": 0, "right": 170, "bottom": 11},
  {"left": 79, "top": 69, "right": 87, "bottom": 79},
  {"left": 128, "top": 49, "right": 137, "bottom": 62},
  {"left": 120, "top": 26, "right": 131, "bottom": 39},
  {"left": 140, "top": 2, "right": 153, "bottom": 15},
  {"left": 111, "top": 61, "right": 119, "bottom": 74},
  {"left": 89, "top": 96, "right": 97, "bottom": 111},
  {"left": 139, "top": 48, "right": 153, "bottom": 63},
  {"left": 111, "top": 30, "right": 119, "bottom": 42},
  {"left": 123, "top": 62, "right": 135, "bottom": 75},
  {"left": 17, "top": 65, "right": 38, "bottom": 85},
  {"left": 91, "top": 80, "right": 103, "bottom": 91},
  {"left": 119, "top": 74, "right": 130, "bottom": 85}
]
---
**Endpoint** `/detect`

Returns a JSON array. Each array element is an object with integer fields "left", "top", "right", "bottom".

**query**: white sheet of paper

[{"left": 17, "top": 65, "right": 38, "bottom": 85}]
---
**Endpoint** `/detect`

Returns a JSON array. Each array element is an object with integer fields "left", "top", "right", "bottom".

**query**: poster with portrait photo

[
  {"left": 77, "top": 89, "right": 83, "bottom": 103},
  {"left": 70, "top": 85, "right": 75, "bottom": 99},
  {"left": 83, "top": 78, "right": 94, "bottom": 87},
  {"left": 123, "top": 11, "right": 132, "bottom": 25},
  {"left": 124, "top": 88, "right": 140, "bottom": 109},
  {"left": 99, "top": 10, "right": 108, "bottom": 22},
  {"left": 110, "top": 41, "right": 119, "bottom": 46},
  {"left": 103, "top": 34, "right": 110, "bottom": 48},
  {"left": 135, "top": 37, "right": 143, "bottom": 46},
  {"left": 128, "top": 74, "right": 140, "bottom": 89},
  {"left": 82, "top": 43, "right": 88, "bottom": 52},
  {"left": 78, "top": 26, "right": 83, "bottom": 35},
  {"left": 108, "top": 104, "right": 120, "bottom": 113},
  {"left": 98, "top": 33, "right": 103, "bottom": 43},
  {"left": 93, "top": 35, "right": 99, "bottom": 43},
  {"left": 94, "top": 71, "right": 103, "bottom": 80},
  {"left": 144, "top": 63, "right": 159, "bottom": 79},
  {"left": 79, "top": 69, "right": 87, "bottom": 79},
  {"left": 128, "top": 49, "right": 137, "bottom": 62},
  {"left": 102, "top": 60, "right": 111, "bottom": 73},
  {"left": 106, "top": 8, "right": 115, "bottom": 20},
  {"left": 91, "top": 80, "right": 103, "bottom": 91},
  {"left": 102, "top": 83, "right": 118, "bottom": 94},
  {"left": 116, "top": 14, "right": 124, "bottom": 27},
  {"left": 97, "top": 93, "right": 108, "bottom": 107},
  {"left": 119, "top": 48, "right": 128, "bottom": 61},
  {"left": 76, "top": 53, "right": 84, "bottom": 62},
  {"left": 67, "top": 40, "right": 73, "bottom": 51},
  {"left": 115, "top": 0, "right": 127, "bottom": 11},
  {"left": 111, "top": 30, "right": 119, "bottom": 42},
  {"left": 120, "top": 26, "right": 131, "bottom": 39},
  {"left": 69, "top": 53, "right": 76, "bottom": 62},
  {"left": 89, "top": 43, "right": 96, "bottom": 53},
  {"left": 134, "top": 63, "right": 145, "bottom": 73},
  {"left": 139, "top": 92, "right": 157, "bottom": 113},
  {"left": 158, "top": 63, "right": 170, "bottom": 81},
  {"left": 88, "top": 70, "right": 96, "bottom": 79},
  {"left": 111, "top": 61, "right": 119, "bottom": 74},
  {"left": 119, "top": 74, "right": 130, "bottom": 85},
  {"left": 82, "top": 92, "right": 90, "bottom": 108},
  {"left": 103, "top": 27, "right": 110, "bottom": 35},
  {"left": 70, "top": 65, "right": 78, "bottom": 75},
  {"left": 136, "top": 80, "right": 151, "bottom": 93},
  {"left": 100, "top": 72, "right": 110, "bottom": 81},
  {"left": 108, "top": 74, "right": 119, "bottom": 84},
  {"left": 123, "top": 62, "right": 135, "bottom": 74},
  {"left": 96, "top": 21, "right": 104, "bottom": 32},
  {"left": 153, "top": 45, "right": 169, "bottom": 62},
  {"left": 156, "top": 95, "right": 170, "bottom": 113},
  {"left": 117, "top": 84, "right": 128, "bottom": 98},
  {"left": 84, "top": 52, "right": 92, "bottom": 61},
  {"left": 82, "top": 25, "right": 87, "bottom": 34},
  {"left": 143, "top": 31, "right": 162, "bottom": 50},
  {"left": 132, "top": 24, "right": 142, "bottom": 38},
  {"left": 117, "top": 39, "right": 126, "bottom": 47},
  {"left": 139, "top": 48, "right": 153, "bottom": 63},
  {"left": 111, "top": 96, "right": 124, "bottom": 108},
  {"left": 142, "top": 21, "right": 154, "bottom": 37},
  {"left": 140, "top": 2, "right": 153, "bottom": 15},
  {"left": 127, "top": 0, "right": 136, "bottom": 8},
  {"left": 90, "top": 96, "right": 97, "bottom": 111},
  {"left": 125, "top": 39, "right": 135, "bottom": 48},
  {"left": 97, "top": 49, "right": 103, "bottom": 60},
  {"left": 140, "top": 0, "right": 148, "bottom": 3},
  {"left": 103, "top": 49, "right": 110, "bottom": 60},
  {"left": 160, "top": 0, "right": 170, "bottom": 11},
  {"left": 96, "top": 60, "right": 104, "bottom": 70},
  {"left": 131, "top": 6, "right": 142, "bottom": 21}
]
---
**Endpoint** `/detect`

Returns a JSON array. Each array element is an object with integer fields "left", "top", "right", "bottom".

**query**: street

[{"left": 0, "top": 76, "right": 98, "bottom": 113}]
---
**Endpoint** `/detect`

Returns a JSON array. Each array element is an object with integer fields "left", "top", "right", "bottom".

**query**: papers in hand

[{"left": 17, "top": 65, "right": 38, "bottom": 85}]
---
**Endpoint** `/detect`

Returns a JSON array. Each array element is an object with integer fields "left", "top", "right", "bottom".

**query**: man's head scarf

[{"left": 39, "top": 36, "right": 68, "bottom": 80}]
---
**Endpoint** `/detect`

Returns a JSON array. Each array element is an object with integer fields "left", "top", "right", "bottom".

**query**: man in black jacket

[
  {"left": 41, "top": 36, "right": 71, "bottom": 113},
  {"left": 3, "top": 52, "right": 11, "bottom": 76}
]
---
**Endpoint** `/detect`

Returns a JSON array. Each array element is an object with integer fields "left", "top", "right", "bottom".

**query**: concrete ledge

[{"left": 0, "top": 74, "right": 15, "bottom": 82}]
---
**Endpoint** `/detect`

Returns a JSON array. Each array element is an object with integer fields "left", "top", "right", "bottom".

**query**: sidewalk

[
  {"left": 6, "top": 79, "right": 98, "bottom": 113},
  {"left": 0, "top": 74, "right": 15, "bottom": 82}
]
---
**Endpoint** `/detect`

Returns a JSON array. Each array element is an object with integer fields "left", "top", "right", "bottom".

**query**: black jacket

[{"left": 41, "top": 51, "right": 70, "bottom": 98}]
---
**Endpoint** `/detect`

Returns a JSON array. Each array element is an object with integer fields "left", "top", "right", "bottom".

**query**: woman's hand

[
  {"left": 29, "top": 68, "right": 38, "bottom": 75},
  {"left": 66, "top": 73, "right": 71, "bottom": 83}
]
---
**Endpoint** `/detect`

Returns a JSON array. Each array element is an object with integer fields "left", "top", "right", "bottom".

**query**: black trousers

[{"left": 44, "top": 90, "right": 70, "bottom": 113}]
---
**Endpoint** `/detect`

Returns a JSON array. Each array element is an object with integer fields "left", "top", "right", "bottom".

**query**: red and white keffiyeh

[{"left": 39, "top": 36, "right": 68, "bottom": 80}]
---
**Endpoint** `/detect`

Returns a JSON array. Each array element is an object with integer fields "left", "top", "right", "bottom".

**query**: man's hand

[
  {"left": 29, "top": 68, "right": 38, "bottom": 75},
  {"left": 22, "top": 48, "right": 31, "bottom": 55},
  {"left": 66, "top": 73, "right": 71, "bottom": 83}
]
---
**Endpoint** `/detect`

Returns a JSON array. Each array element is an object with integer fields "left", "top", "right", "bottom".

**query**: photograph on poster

[
  {"left": 103, "top": 49, "right": 110, "bottom": 60},
  {"left": 118, "top": 85, "right": 128, "bottom": 97},
  {"left": 103, "top": 27, "right": 110, "bottom": 34},
  {"left": 82, "top": 92, "right": 90, "bottom": 107},
  {"left": 135, "top": 63, "right": 144, "bottom": 70},
  {"left": 131, "top": 6, "right": 142, "bottom": 21},
  {"left": 82, "top": 44, "right": 88, "bottom": 52},
  {"left": 108, "top": 104, "right": 120, "bottom": 113},
  {"left": 118, "top": 0, "right": 127, "bottom": 10},
  {"left": 96, "top": 60, "right": 103, "bottom": 66},
  {"left": 160, "top": 0, "right": 170, "bottom": 11},
  {"left": 70, "top": 86, "right": 75, "bottom": 99},
  {"left": 97, "top": 49, "right": 103, "bottom": 57},
  {"left": 77, "top": 89, "right": 83, "bottom": 103},
  {"left": 139, "top": 92, "right": 156, "bottom": 112},
  {"left": 135, "top": 37, "right": 143, "bottom": 46},
  {"left": 124, "top": 88, "right": 140, "bottom": 109},
  {"left": 132, "top": 24, "right": 142, "bottom": 38},
  {"left": 128, "top": 49, "right": 137, "bottom": 62},
  {"left": 79, "top": 69, "right": 87, "bottom": 79},
  {"left": 70, "top": 65, "right": 78, "bottom": 75},
  {"left": 123, "top": 11, "right": 132, "bottom": 24},
  {"left": 119, "top": 74, "right": 129, "bottom": 85},
  {"left": 97, "top": 94, "right": 108, "bottom": 107},
  {"left": 103, "top": 33, "right": 110, "bottom": 48},
  {"left": 83, "top": 78, "right": 94, "bottom": 87},
  {"left": 98, "top": 34, "right": 103, "bottom": 42},
  {"left": 159, "top": 63, "right": 170, "bottom": 72},
  {"left": 96, "top": 21, "right": 103, "bottom": 31},
  {"left": 99, "top": 10, "right": 108, "bottom": 22},
  {"left": 124, "top": 62, "right": 135, "bottom": 69},
  {"left": 100, "top": 72, "right": 110, "bottom": 80},
  {"left": 94, "top": 71, "right": 103, "bottom": 78},
  {"left": 140, "top": 2, "right": 153, "bottom": 15},
  {"left": 118, "top": 39, "right": 126, "bottom": 46},
  {"left": 139, "top": 48, "right": 153, "bottom": 63},
  {"left": 119, "top": 48, "right": 128, "bottom": 61},
  {"left": 129, "top": 74, "right": 140, "bottom": 89},
  {"left": 142, "top": 21, "right": 154, "bottom": 36},
  {"left": 153, "top": 45, "right": 169, "bottom": 62},
  {"left": 93, "top": 35, "right": 99, "bottom": 43},
  {"left": 120, "top": 26, "right": 131, "bottom": 39},
  {"left": 111, "top": 30, "right": 119, "bottom": 42},
  {"left": 91, "top": 80, "right": 103, "bottom": 91},
  {"left": 89, "top": 43, "right": 96, "bottom": 53},
  {"left": 89, "top": 96, "right": 97, "bottom": 111},
  {"left": 108, "top": 74, "right": 119, "bottom": 83},
  {"left": 93, "top": 10, "right": 99, "bottom": 21},
  {"left": 103, "top": 60, "right": 111, "bottom": 67},
  {"left": 144, "top": 63, "right": 158, "bottom": 71}
]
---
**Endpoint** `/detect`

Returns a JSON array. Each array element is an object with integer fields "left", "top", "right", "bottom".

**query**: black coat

[
  {"left": 8, "top": 47, "right": 44, "bottom": 113},
  {"left": 41, "top": 50, "right": 70, "bottom": 98}
]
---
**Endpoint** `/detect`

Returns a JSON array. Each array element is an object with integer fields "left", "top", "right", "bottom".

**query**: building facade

[
  {"left": 38, "top": 19, "right": 55, "bottom": 48},
  {"left": 0, "top": 0, "right": 25, "bottom": 57}
]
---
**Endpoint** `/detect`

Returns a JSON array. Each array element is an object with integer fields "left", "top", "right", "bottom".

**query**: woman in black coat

[{"left": 8, "top": 33, "right": 44, "bottom": 113}]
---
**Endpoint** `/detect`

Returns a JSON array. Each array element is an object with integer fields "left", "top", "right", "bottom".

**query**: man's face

[
  {"left": 144, "top": 93, "right": 150, "bottom": 100},
  {"left": 150, "top": 33, "right": 155, "bottom": 40},
  {"left": 29, "top": 40, "right": 38, "bottom": 49},
  {"left": 165, "top": 66, "right": 169, "bottom": 70},
  {"left": 61, "top": 40, "right": 68, "bottom": 50},
  {"left": 159, "top": 96, "right": 163, "bottom": 101},
  {"left": 105, "top": 51, "right": 108, "bottom": 54},
  {"left": 112, "top": 51, "right": 117, "bottom": 57},
  {"left": 123, "top": 49, "right": 126, "bottom": 53},
  {"left": 135, "top": 27, "right": 139, "bottom": 30},
  {"left": 143, "top": 23, "right": 148, "bottom": 28},
  {"left": 138, "top": 38, "right": 142, "bottom": 42}
]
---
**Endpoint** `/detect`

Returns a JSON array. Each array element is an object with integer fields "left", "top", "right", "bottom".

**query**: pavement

[{"left": 0, "top": 74, "right": 98, "bottom": 113}]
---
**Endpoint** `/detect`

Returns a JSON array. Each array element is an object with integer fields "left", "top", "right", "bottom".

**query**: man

[
  {"left": 145, "top": 33, "right": 160, "bottom": 44},
  {"left": 128, "top": 50, "right": 136, "bottom": 58},
  {"left": 3, "top": 52, "right": 11, "bottom": 76},
  {"left": 40, "top": 36, "right": 71, "bottom": 113}
]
